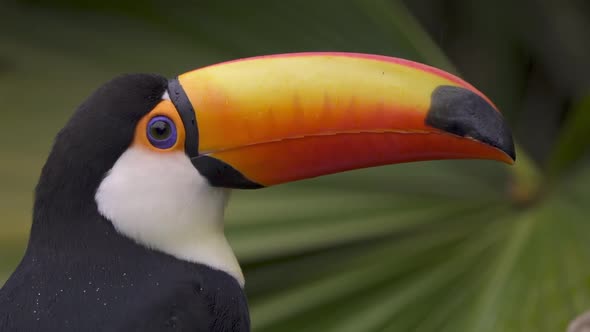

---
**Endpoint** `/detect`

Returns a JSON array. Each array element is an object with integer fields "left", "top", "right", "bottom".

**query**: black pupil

[{"left": 150, "top": 121, "right": 170, "bottom": 140}]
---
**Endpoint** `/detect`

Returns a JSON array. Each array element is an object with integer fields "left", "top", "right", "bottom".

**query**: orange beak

[{"left": 168, "top": 52, "right": 515, "bottom": 188}]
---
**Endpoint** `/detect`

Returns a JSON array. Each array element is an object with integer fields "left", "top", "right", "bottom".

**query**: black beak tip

[
  {"left": 425, "top": 85, "right": 516, "bottom": 163},
  {"left": 504, "top": 138, "right": 517, "bottom": 162}
]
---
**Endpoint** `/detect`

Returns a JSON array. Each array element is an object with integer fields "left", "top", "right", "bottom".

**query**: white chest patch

[{"left": 95, "top": 146, "right": 244, "bottom": 286}]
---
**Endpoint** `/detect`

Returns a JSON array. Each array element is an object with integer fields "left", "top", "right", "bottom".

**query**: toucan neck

[
  {"left": 93, "top": 147, "right": 244, "bottom": 286},
  {"left": 28, "top": 138, "right": 123, "bottom": 253}
]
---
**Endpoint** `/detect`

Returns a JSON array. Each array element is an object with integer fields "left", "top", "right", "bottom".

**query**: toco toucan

[{"left": 0, "top": 53, "right": 514, "bottom": 331}]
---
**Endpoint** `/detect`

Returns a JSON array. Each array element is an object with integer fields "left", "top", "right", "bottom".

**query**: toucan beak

[{"left": 168, "top": 52, "right": 515, "bottom": 189}]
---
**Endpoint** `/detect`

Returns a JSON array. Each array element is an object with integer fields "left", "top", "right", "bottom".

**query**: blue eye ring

[{"left": 147, "top": 116, "right": 177, "bottom": 149}]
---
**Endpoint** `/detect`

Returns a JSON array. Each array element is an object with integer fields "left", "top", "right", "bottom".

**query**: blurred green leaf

[
  {"left": 547, "top": 94, "right": 590, "bottom": 178},
  {"left": 1, "top": 2, "right": 589, "bottom": 332},
  {"left": 509, "top": 144, "right": 545, "bottom": 204},
  {"left": 354, "top": 0, "right": 457, "bottom": 73}
]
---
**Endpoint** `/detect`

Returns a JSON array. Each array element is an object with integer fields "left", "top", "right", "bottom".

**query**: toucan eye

[{"left": 147, "top": 116, "right": 177, "bottom": 149}]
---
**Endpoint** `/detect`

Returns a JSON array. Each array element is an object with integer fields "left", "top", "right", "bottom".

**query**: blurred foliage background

[{"left": 1, "top": 0, "right": 590, "bottom": 331}]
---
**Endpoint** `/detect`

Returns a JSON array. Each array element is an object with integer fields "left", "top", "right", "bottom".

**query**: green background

[{"left": 1, "top": 0, "right": 590, "bottom": 330}]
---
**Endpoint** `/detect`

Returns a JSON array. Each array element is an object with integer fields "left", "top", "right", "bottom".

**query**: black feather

[{"left": 0, "top": 74, "right": 250, "bottom": 331}]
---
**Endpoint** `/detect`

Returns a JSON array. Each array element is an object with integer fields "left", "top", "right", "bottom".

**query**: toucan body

[{"left": 0, "top": 53, "right": 514, "bottom": 331}]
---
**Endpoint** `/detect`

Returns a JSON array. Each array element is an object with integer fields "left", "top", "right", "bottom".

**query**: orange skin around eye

[{"left": 133, "top": 100, "right": 186, "bottom": 153}]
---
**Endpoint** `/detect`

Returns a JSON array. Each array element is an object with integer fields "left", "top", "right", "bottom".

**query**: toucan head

[{"left": 35, "top": 52, "right": 514, "bottom": 286}]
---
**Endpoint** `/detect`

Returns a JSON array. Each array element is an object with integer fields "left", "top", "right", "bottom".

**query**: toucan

[{"left": 0, "top": 52, "right": 514, "bottom": 331}]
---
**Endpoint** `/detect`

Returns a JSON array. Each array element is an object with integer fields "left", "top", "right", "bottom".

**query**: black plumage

[{"left": 0, "top": 74, "right": 249, "bottom": 331}]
